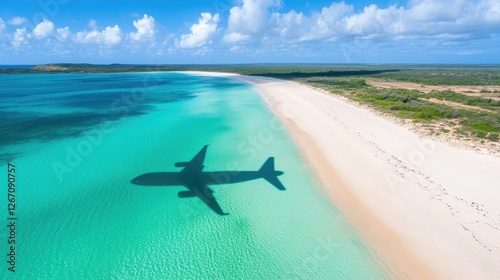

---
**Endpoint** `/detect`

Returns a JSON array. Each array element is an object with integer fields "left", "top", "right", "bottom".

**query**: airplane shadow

[{"left": 130, "top": 145, "right": 286, "bottom": 216}]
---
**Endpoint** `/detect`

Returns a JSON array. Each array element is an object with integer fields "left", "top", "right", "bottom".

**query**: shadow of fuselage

[{"left": 131, "top": 170, "right": 283, "bottom": 187}]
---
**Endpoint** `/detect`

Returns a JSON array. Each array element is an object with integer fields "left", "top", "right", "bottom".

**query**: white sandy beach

[{"left": 184, "top": 72, "right": 500, "bottom": 279}]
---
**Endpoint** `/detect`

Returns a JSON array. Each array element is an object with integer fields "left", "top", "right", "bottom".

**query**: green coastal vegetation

[{"left": 3, "top": 63, "right": 500, "bottom": 142}]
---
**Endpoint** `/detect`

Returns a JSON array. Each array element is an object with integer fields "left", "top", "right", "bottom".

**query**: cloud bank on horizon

[{"left": 0, "top": 0, "right": 499, "bottom": 64}]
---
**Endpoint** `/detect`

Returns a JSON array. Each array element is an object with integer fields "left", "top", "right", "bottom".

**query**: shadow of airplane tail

[{"left": 259, "top": 157, "right": 286, "bottom": 191}]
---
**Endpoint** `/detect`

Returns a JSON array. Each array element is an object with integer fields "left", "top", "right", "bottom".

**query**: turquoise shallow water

[{"left": 0, "top": 73, "right": 388, "bottom": 279}]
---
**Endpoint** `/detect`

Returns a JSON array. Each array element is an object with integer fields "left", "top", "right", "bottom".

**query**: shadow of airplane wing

[
  {"left": 183, "top": 181, "right": 228, "bottom": 216},
  {"left": 177, "top": 145, "right": 208, "bottom": 172}
]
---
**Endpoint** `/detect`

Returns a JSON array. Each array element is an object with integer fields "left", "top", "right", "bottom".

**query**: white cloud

[
  {"left": 344, "top": 5, "right": 404, "bottom": 38},
  {"left": 223, "top": 32, "right": 251, "bottom": 43},
  {"left": 130, "top": 14, "right": 155, "bottom": 41},
  {"left": 75, "top": 25, "right": 122, "bottom": 45},
  {"left": 223, "top": 0, "right": 279, "bottom": 43},
  {"left": 32, "top": 19, "right": 54, "bottom": 39},
  {"left": 271, "top": 2, "right": 353, "bottom": 41},
  {"left": 8, "top": 16, "right": 26, "bottom": 26},
  {"left": 178, "top": 13, "right": 220, "bottom": 48},
  {"left": 12, "top": 28, "right": 27, "bottom": 47},
  {"left": 357, "top": 0, "right": 500, "bottom": 38},
  {"left": 56, "top": 27, "right": 70, "bottom": 41}
]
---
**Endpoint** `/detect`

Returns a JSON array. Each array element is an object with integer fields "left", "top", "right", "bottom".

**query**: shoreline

[
  {"left": 236, "top": 75, "right": 435, "bottom": 279},
  {"left": 182, "top": 71, "right": 500, "bottom": 279},
  {"left": 256, "top": 93, "right": 431, "bottom": 279}
]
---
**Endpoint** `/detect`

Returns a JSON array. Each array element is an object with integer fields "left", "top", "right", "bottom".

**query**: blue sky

[{"left": 0, "top": 0, "right": 499, "bottom": 64}]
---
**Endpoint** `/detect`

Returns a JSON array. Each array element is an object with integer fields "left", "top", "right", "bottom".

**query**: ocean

[{"left": 0, "top": 72, "right": 388, "bottom": 279}]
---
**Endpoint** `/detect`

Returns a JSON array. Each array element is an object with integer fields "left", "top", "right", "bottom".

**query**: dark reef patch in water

[{"left": 0, "top": 90, "right": 196, "bottom": 148}]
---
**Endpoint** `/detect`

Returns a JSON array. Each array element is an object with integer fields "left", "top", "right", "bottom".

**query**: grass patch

[
  {"left": 306, "top": 78, "right": 367, "bottom": 91},
  {"left": 467, "top": 122, "right": 496, "bottom": 132}
]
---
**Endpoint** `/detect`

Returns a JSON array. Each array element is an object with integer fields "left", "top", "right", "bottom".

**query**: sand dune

[{"left": 184, "top": 72, "right": 500, "bottom": 279}]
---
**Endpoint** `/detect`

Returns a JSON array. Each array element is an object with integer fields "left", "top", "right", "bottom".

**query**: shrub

[
  {"left": 488, "top": 133, "right": 499, "bottom": 142},
  {"left": 475, "top": 131, "right": 487, "bottom": 138}
]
